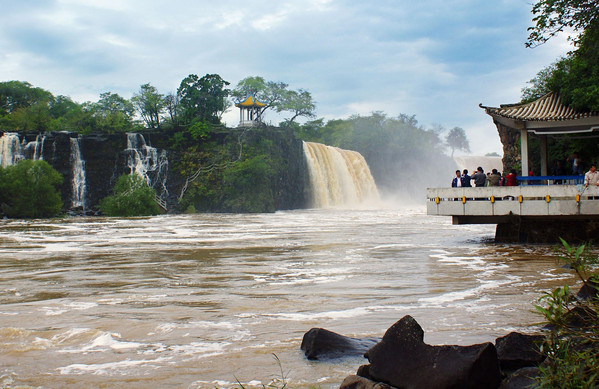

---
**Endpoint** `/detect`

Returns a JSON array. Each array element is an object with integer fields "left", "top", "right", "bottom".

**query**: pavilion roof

[
  {"left": 235, "top": 95, "right": 267, "bottom": 108},
  {"left": 480, "top": 92, "right": 598, "bottom": 122}
]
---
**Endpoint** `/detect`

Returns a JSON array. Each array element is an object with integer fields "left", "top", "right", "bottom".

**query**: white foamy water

[{"left": 0, "top": 208, "right": 577, "bottom": 388}]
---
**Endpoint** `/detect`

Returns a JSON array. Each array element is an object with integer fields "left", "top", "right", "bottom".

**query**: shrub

[
  {"left": 535, "top": 239, "right": 599, "bottom": 388},
  {"left": 99, "top": 174, "right": 161, "bottom": 217},
  {"left": 0, "top": 160, "right": 63, "bottom": 218}
]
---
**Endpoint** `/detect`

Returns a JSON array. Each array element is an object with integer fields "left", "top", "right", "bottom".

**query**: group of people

[
  {"left": 450, "top": 164, "right": 599, "bottom": 187},
  {"left": 451, "top": 167, "right": 518, "bottom": 187}
]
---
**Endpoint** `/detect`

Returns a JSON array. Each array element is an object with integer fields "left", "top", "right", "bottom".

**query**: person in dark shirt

[
  {"left": 461, "top": 169, "right": 472, "bottom": 187},
  {"left": 471, "top": 167, "right": 487, "bottom": 187}
]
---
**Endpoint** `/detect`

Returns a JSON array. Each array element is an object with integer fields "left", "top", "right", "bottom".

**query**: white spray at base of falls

[
  {"left": 125, "top": 133, "right": 169, "bottom": 205},
  {"left": 70, "top": 136, "right": 87, "bottom": 209},
  {"left": 302, "top": 141, "right": 379, "bottom": 208}
]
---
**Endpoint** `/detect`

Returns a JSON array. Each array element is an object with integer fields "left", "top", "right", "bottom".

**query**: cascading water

[
  {"left": 302, "top": 141, "right": 379, "bottom": 208},
  {"left": 0, "top": 132, "right": 24, "bottom": 167},
  {"left": 70, "top": 136, "right": 87, "bottom": 210},
  {"left": 125, "top": 133, "right": 169, "bottom": 206},
  {"left": 23, "top": 134, "right": 46, "bottom": 161}
]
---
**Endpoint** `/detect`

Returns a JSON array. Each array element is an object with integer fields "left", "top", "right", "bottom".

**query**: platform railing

[{"left": 517, "top": 175, "right": 584, "bottom": 186}]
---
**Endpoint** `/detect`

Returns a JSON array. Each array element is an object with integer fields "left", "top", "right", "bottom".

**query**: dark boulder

[
  {"left": 363, "top": 315, "right": 502, "bottom": 389},
  {"left": 498, "top": 367, "right": 540, "bottom": 389},
  {"left": 577, "top": 279, "right": 599, "bottom": 301},
  {"left": 340, "top": 375, "right": 395, "bottom": 389},
  {"left": 300, "top": 328, "right": 379, "bottom": 360},
  {"left": 495, "top": 332, "right": 544, "bottom": 371}
]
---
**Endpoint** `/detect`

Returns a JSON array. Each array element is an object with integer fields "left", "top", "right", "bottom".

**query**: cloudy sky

[{"left": 1, "top": 0, "right": 572, "bottom": 154}]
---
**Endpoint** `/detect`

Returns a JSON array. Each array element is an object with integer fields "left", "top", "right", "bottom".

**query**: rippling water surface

[{"left": 0, "top": 208, "right": 575, "bottom": 388}]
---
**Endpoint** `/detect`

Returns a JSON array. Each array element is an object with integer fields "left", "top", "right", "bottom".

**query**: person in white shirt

[{"left": 584, "top": 165, "right": 599, "bottom": 187}]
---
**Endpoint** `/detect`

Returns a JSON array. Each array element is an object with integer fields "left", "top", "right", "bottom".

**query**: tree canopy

[
  {"left": 526, "top": 0, "right": 599, "bottom": 48},
  {"left": 445, "top": 127, "right": 471, "bottom": 157},
  {"left": 232, "top": 76, "right": 316, "bottom": 124},
  {"left": 523, "top": 0, "right": 599, "bottom": 112}
]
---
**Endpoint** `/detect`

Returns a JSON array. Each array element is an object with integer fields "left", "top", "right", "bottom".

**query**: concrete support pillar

[
  {"left": 540, "top": 135, "right": 548, "bottom": 176},
  {"left": 520, "top": 128, "right": 529, "bottom": 176}
]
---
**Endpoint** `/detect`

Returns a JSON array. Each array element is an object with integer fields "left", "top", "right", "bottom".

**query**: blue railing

[{"left": 516, "top": 175, "right": 584, "bottom": 185}]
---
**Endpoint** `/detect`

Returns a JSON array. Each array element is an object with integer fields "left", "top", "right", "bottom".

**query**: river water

[{"left": 0, "top": 207, "right": 576, "bottom": 388}]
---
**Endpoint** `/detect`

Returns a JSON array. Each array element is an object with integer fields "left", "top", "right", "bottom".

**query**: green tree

[
  {"left": 445, "top": 126, "right": 471, "bottom": 157},
  {"left": 279, "top": 89, "right": 316, "bottom": 125},
  {"left": 131, "top": 83, "right": 166, "bottom": 129},
  {"left": 526, "top": 0, "right": 599, "bottom": 47},
  {"left": 99, "top": 174, "right": 161, "bottom": 217},
  {"left": 231, "top": 76, "right": 289, "bottom": 119},
  {"left": 86, "top": 92, "right": 138, "bottom": 133},
  {"left": 0, "top": 160, "right": 63, "bottom": 218},
  {"left": 177, "top": 73, "right": 231, "bottom": 126},
  {"left": 0, "top": 81, "right": 53, "bottom": 116}
]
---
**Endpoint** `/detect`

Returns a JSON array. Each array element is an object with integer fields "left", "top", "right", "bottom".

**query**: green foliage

[
  {"left": 0, "top": 160, "right": 63, "bottom": 218},
  {"left": 534, "top": 239, "right": 599, "bottom": 388},
  {"left": 131, "top": 83, "right": 166, "bottom": 129},
  {"left": 222, "top": 155, "right": 275, "bottom": 213},
  {"left": 526, "top": 0, "right": 599, "bottom": 48},
  {"left": 232, "top": 76, "right": 316, "bottom": 124},
  {"left": 177, "top": 73, "right": 231, "bottom": 126},
  {"left": 87, "top": 92, "right": 139, "bottom": 133},
  {"left": 99, "top": 174, "right": 161, "bottom": 217}
]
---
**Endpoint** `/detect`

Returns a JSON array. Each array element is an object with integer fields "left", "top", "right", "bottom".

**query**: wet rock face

[
  {"left": 495, "top": 332, "right": 545, "bottom": 371},
  {"left": 300, "top": 328, "right": 379, "bottom": 360},
  {"left": 361, "top": 315, "right": 502, "bottom": 389}
]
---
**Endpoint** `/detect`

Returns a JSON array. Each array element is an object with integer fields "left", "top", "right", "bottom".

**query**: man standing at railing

[{"left": 584, "top": 165, "right": 599, "bottom": 187}]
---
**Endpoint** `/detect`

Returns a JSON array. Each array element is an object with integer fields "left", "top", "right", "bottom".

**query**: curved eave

[
  {"left": 480, "top": 93, "right": 599, "bottom": 133},
  {"left": 235, "top": 95, "right": 267, "bottom": 108}
]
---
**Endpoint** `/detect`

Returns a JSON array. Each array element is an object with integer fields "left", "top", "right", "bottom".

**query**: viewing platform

[{"left": 427, "top": 178, "right": 599, "bottom": 242}]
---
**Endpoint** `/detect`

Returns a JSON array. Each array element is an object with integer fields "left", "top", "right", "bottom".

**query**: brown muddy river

[{"left": 0, "top": 208, "right": 576, "bottom": 388}]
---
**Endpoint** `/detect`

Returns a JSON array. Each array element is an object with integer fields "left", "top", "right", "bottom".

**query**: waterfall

[
  {"left": 0, "top": 132, "right": 24, "bottom": 167},
  {"left": 23, "top": 134, "right": 46, "bottom": 161},
  {"left": 302, "top": 141, "right": 379, "bottom": 208},
  {"left": 70, "top": 136, "right": 87, "bottom": 209},
  {"left": 125, "top": 133, "right": 169, "bottom": 204}
]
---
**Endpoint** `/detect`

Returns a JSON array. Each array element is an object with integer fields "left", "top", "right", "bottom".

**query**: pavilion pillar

[
  {"left": 540, "top": 135, "right": 548, "bottom": 176},
  {"left": 520, "top": 128, "right": 529, "bottom": 176}
]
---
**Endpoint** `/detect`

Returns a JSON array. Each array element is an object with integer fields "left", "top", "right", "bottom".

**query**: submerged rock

[{"left": 300, "top": 328, "right": 379, "bottom": 360}]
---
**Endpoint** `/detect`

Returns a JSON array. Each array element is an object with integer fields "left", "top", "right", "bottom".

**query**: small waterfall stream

[
  {"left": 0, "top": 133, "right": 24, "bottom": 167},
  {"left": 70, "top": 136, "right": 87, "bottom": 210},
  {"left": 302, "top": 141, "right": 379, "bottom": 208},
  {"left": 125, "top": 133, "right": 169, "bottom": 206}
]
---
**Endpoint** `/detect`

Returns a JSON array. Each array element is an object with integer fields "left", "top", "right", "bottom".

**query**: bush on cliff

[
  {"left": 0, "top": 160, "right": 63, "bottom": 218},
  {"left": 535, "top": 239, "right": 599, "bottom": 388},
  {"left": 99, "top": 174, "right": 161, "bottom": 217}
]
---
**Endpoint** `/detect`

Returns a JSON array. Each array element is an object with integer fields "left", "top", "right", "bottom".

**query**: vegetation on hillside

[
  {"left": 520, "top": 0, "right": 599, "bottom": 173},
  {"left": 99, "top": 174, "right": 162, "bottom": 217},
  {"left": 0, "top": 160, "right": 63, "bottom": 218}
]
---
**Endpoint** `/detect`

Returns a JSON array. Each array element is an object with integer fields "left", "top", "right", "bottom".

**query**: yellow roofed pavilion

[{"left": 235, "top": 95, "right": 267, "bottom": 127}]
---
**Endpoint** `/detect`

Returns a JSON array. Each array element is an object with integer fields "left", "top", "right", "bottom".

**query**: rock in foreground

[
  {"left": 342, "top": 315, "right": 503, "bottom": 389},
  {"left": 301, "top": 327, "right": 379, "bottom": 360}
]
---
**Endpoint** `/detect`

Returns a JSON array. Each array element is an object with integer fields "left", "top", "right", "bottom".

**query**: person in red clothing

[{"left": 505, "top": 169, "right": 518, "bottom": 186}]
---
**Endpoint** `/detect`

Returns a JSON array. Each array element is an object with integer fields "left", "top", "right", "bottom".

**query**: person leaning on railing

[{"left": 584, "top": 164, "right": 599, "bottom": 187}]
